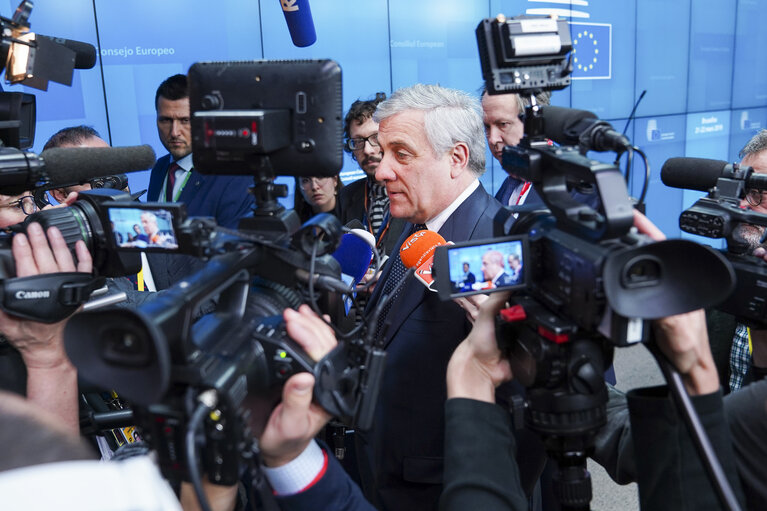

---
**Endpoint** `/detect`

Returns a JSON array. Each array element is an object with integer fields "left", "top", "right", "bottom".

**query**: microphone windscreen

[
  {"left": 280, "top": 0, "right": 317, "bottom": 47},
  {"left": 541, "top": 105, "right": 598, "bottom": 146},
  {"left": 400, "top": 230, "right": 446, "bottom": 269},
  {"left": 660, "top": 157, "right": 729, "bottom": 192},
  {"left": 37, "top": 35, "right": 97, "bottom": 69},
  {"left": 345, "top": 219, "right": 365, "bottom": 231},
  {"left": 332, "top": 231, "right": 374, "bottom": 283},
  {"left": 42, "top": 145, "right": 157, "bottom": 187}
]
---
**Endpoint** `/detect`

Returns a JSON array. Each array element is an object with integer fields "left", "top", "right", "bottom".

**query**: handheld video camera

[
  {"left": 662, "top": 156, "right": 767, "bottom": 327},
  {"left": 434, "top": 14, "right": 736, "bottom": 510},
  {"left": 60, "top": 60, "right": 385, "bottom": 493}
]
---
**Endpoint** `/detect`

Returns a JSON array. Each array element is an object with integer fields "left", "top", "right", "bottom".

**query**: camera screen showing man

[
  {"left": 441, "top": 238, "right": 526, "bottom": 297},
  {"left": 106, "top": 207, "right": 178, "bottom": 250}
]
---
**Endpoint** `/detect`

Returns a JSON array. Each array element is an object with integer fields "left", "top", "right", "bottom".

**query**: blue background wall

[{"left": 4, "top": 0, "right": 767, "bottom": 241}]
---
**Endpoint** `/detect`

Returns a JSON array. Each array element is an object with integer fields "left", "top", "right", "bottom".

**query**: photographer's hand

[
  {"left": 0, "top": 223, "right": 92, "bottom": 435},
  {"left": 633, "top": 209, "right": 719, "bottom": 395},
  {"left": 447, "top": 291, "right": 512, "bottom": 403},
  {"left": 652, "top": 310, "right": 719, "bottom": 395},
  {"left": 454, "top": 293, "right": 489, "bottom": 324},
  {"left": 259, "top": 304, "right": 338, "bottom": 467}
]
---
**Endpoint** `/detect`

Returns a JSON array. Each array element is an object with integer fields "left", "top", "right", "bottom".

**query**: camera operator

[
  {"left": 179, "top": 305, "right": 373, "bottom": 511},
  {"left": 440, "top": 210, "right": 747, "bottom": 511},
  {"left": 0, "top": 209, "right": 92, "bottom": 435},
  {"left": 42, "top": 126, "right": 132, "bottom": 205},
  {"left": 707, "top": 129, "right": 767, "bottom": 392}
]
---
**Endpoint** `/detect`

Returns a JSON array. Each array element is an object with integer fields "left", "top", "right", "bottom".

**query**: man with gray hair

[{"left": 357, "top": 83, "right": 540, "bottom": 510}]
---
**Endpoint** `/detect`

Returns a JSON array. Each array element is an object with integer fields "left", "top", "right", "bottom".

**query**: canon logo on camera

[{"left": 14, "top": 290, "right": 51, "bottom": 300}]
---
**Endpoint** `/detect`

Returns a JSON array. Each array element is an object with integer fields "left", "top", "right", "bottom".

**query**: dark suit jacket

[
  {"left": 358, "top": 184, "right": 537, "bottom": 510},
  {"left": 147, "top": 154, "right": 255, "bottom": 229},
  {"left": 276, "top": 446, "right": 375, "bottom": 511},
  {"left": 338, "top": 178, "right": 408, "bottom": 258},
  {"left": 494, "top": 271, "right": 515, "bottom": 288},
  {"left": 146, "top": 154, "right": 255, "bottom": 289},
  {"left": 495, "top": 176, "right": 601, "bottom": 211}
]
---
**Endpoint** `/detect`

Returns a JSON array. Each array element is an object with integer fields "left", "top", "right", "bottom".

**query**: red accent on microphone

[{"left": 399, "top": 229, "right": 447, "bottom": 269}]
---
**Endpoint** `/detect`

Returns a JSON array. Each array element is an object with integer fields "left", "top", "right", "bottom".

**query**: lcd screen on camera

[
  {"left": 433, "top": 235, "right": 528, "bottom": 299},
  {"left": 105, "top": 205, "right": 181, "bottom": 252}
]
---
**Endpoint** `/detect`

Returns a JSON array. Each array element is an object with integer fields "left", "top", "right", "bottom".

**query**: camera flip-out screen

[
  {"left": 434, "top": 235, "right": 528, "bottom": 299},
  {"left": 104, "top": 204, "right": 184, "bottom": 252}
]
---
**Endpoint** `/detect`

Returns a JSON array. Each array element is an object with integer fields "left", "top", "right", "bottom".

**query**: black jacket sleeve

[{"left": 439, "top": 398, "right": 527, "bottom": 511}]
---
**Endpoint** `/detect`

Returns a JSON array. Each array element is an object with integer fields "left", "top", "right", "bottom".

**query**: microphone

[
  {"left": 279, "top": 0, "right": 317, "bottom": 47},
  {"left": 541, "top": 105, "right": 631, "bottom": 153},
  {"left": 400, "top": 229, "right": 448, "bottom": 290},
  {"left": 42, "top": 145, "right": 157, "bottom": 186},
  {"left": 36, "top": 35, "right": 97, "bottom": 69},
  {"left": 660, "top": 157, "right": 767, "bottom": 193},
  {"left": 0, "top": 145, "right": 156, "bottom": 196},
  {"left": 332, "top": 229, "right": 375, "bottom": 286}
]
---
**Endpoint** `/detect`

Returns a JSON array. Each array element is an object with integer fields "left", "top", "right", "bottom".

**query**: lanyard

[
  {"left": 362, "top": 181, "right": 391, "bottom": 248},
  {"left": 160, "top": 168, "right": 192, "bottom": 202},
  {"left": 513, "top": 181, "right": 532, "bottom": 205}
]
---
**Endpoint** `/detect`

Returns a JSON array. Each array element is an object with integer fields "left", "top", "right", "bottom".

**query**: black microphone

[
  {"left": 542, "top": 105, "right": 631, "bottom": 153},
  {"left": 661, "top": 157, "right": 767, "bottom": 192},
  {"left": 36, "top": 35, "right": 97, "bottom": 69},
  {"left": 0, "top": 145, "right": 156, "bottom": 196}
]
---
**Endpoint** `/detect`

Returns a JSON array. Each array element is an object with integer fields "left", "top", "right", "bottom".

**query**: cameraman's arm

[
  {"left": 634, "top": 209, "right": 719, "bottom": 395},
  {"left": 441, "top": 291, "right": 527, "bottom": 511},
  {"left": 0, "top": 223, "right": 91, "bottom": 436},
  {"left": 182, "top": 305, "right": 370, "bottom": 511}
]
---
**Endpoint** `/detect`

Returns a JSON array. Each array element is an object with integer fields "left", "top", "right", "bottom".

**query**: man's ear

[
  {"left": 449, "top": 142, "right": 470, "bottom": 179},
  {"left": 50, "top": 188, "right": 68, "bottom": 205}
]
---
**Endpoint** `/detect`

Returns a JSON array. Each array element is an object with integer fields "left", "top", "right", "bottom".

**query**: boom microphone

[
  {"left": 279, "top": 0, "right": 317, "bottom": 47},
  {"left": 42, "top": 145, "right": 157, "bottom": 186},
  {"left": 0, "top": 145, "right": 156, "bottom": 196},
  {"left": 36, "top": 35, "right": 97, "bottom": 69},
  {"left": 659, "top": 157, "right": 767, "bottom": 193},
  {"left": 400, "top": 229, "right": 448, "bottom": 289},
  {"left": 542, "top": 105, "right": 631, "bottom": 153}
]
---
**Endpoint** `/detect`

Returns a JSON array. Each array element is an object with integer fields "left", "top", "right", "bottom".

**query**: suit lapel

[
  {"left": 177, "top": 169, "right": 206, "bottom": 206},
  {"left": 147, "top": 155, "right": 171, "bottom": 202},
  {"left": 376, "top": 185, "right": 492, "bottom": 348}
]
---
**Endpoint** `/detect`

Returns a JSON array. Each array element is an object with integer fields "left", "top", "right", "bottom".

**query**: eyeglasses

[
  {"left": 746, "top": 189, "right": 767, "bottom": 207},
  {"left": 345, "top": 133, "right": 379, "bottom": 152},
  {"left": 0, "top": 195, "right": 37, "bottom": 216},
  {"left": 299, "top": 176, "right": 333, "bottom": 187}
]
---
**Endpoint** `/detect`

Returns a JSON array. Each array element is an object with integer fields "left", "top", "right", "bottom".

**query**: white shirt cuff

[{"left": 262, "top": 440, "right": 326, "bottom": 496}]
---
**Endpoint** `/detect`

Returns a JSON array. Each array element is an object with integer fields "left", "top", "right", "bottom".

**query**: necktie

[
  {"left": 165, "top": 162, "right": 180, "bottom": 201},
  {"left": 375, "top": 223, "right": 427, "bottom": 340}
]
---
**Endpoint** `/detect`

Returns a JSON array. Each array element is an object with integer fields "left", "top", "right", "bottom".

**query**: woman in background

[{"left": 294, "top": 175, "right": 344, "bottom": 224}]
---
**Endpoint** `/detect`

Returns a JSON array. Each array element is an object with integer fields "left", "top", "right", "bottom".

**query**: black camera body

[
  {"left": 59, "top": 60, "right": 385, "bottom": 490},
  {"left": 665, "top": 158, "right": 767, "bottom": 327},
  {"left": 470, "top": 15, "right": 734, "bottom": 509}
]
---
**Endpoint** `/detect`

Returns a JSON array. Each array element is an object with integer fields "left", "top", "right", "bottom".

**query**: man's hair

[
  {"left": 740, "top": 129, "right": 767, "bottom": 159},
  {"left": 43, "top": 125, "right": 101, "bottom": 151},
  {"left": 479, "top": 85, "right": 551, "bottom": 116},
  {"left": 374, "top": 84, "right": 486, "bottom": 176},
  {"left": 343, "top": 93, "right": 387, "bottom": 153},
  {"left": 508, "top": 253, "right": 520, "bottom": 263},
  {"left": 484, "top": 250, "right": 504, "bottom": 266},
  {"left": 155, "top": 73, "right": 188, "bottom": 109},
  {"left": 140, "top": 211, "right": 158, "bottom": 222}
]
